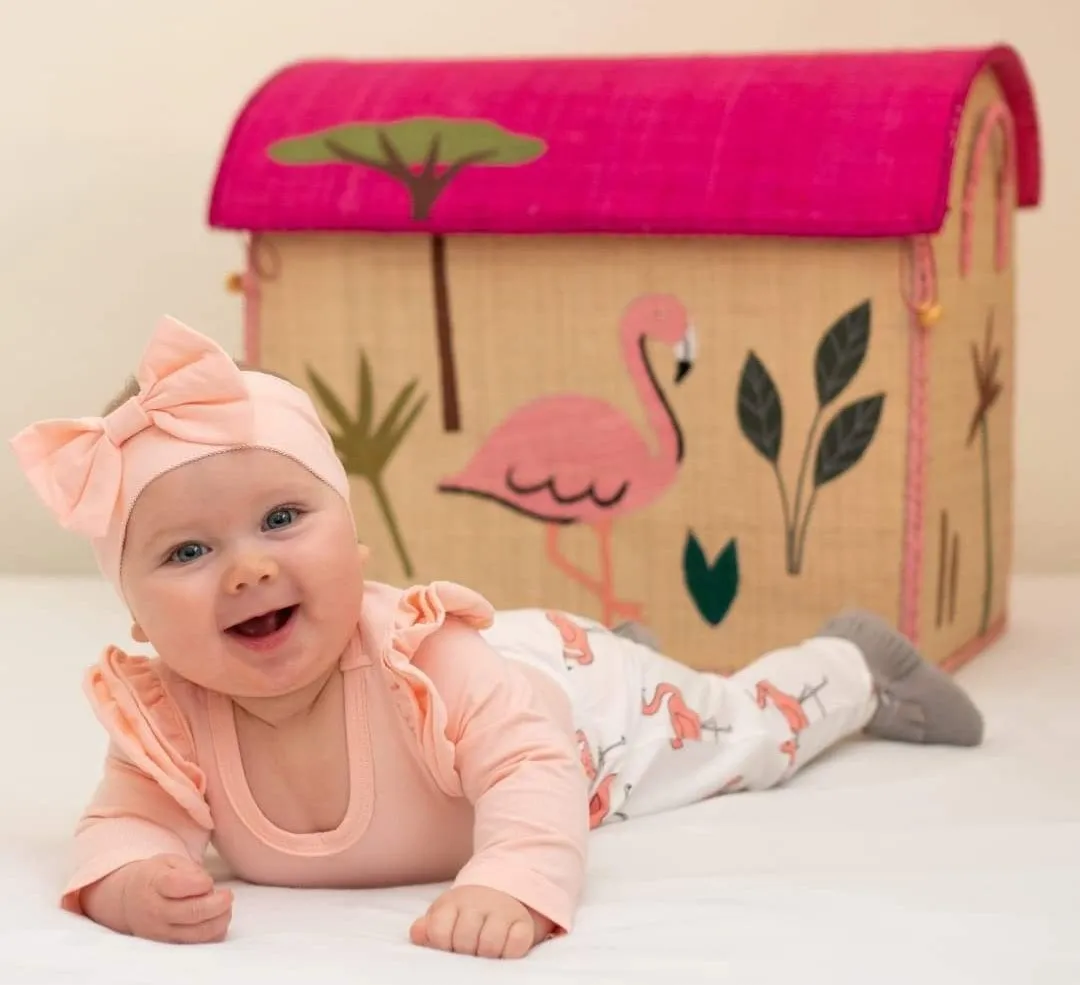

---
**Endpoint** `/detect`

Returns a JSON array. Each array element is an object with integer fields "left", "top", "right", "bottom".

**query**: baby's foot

[{"left": 818, "top": 610, "right": 984, "bottom": 746}]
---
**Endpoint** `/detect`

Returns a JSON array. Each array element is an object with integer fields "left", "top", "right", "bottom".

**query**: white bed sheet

[{"left": 0, "top": 573, "right": 1076, "bottom": 985}]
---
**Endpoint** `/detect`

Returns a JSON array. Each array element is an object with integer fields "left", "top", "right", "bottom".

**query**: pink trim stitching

[
  {"left": 242, "top": 234, "right": 280, "bottom": 365},
  {"left": 960, "top": 101, "right": 1016, "bottom": 278},
  {"left": 939, "top": 613, "right": 1006, "bottom": 674},
  {"left": 898, "top": 235, "right": 938, "bottom": 643},
  {"left": 240, "top": 236, "right": 259, "bottom": 364}
]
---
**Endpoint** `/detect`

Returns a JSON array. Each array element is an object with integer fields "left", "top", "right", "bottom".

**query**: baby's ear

[{"left": 130, "top": 622, "right": 149, "bottom": 643}]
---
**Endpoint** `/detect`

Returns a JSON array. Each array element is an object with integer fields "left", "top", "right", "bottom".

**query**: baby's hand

[
  {"left": 409, "top": 885, "right": 554, "bottom": 959},
  {"left": 83, "top": 854, "right": 233, "bottom": 944}
]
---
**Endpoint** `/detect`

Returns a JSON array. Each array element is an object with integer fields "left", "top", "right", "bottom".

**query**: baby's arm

[
  {"left": 412, "top": 618, "right": 589, "bottom": 950},
  {"left": 68, "top": 743, "right": 230, "bottom": 942},
  {"left": 66, "top": 741, "right": 209, "bottom": 909},
  {"left": 63, "top": 648, "right": 233, "bottom": 942}
]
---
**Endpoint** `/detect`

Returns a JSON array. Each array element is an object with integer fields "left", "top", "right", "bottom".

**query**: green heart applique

[{"left": 683, "top": 531, "right": 740, "bottom": 627}]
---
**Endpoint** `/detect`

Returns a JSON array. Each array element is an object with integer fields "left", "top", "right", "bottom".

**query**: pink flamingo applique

[{"left": 437, "top": 294, "right": 696, "bottom": 626}]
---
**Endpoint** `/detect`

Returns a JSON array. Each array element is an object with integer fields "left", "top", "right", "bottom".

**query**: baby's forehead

[{"left": 124, "top": 449, "right": 325, "bottom": 538}]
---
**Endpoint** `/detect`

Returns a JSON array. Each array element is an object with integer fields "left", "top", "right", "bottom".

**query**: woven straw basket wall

[
  {"left": 244, "top": 69, "right": 1013, "bottom": 674},
  {"left": 919, "top": 71, "right": 1015, "bottom": 669}
]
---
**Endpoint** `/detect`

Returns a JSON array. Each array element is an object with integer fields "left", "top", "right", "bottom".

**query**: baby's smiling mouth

[{"left": 226, "top": 605, "right": 298, "bottom": 639}]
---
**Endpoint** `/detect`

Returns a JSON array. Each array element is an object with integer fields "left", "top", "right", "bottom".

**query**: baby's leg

[
  {"left": 591, "top": 610, "right": 982, "bottom": 824},
  {"left": 605, "top": 630, "right": 876, "bottom": 821}
]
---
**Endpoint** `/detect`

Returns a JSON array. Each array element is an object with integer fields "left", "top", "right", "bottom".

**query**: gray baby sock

[
  {"left": 612, "top": 621, "right": 662, "bottom": 652},
  {"left": 818, "top": 610, "right": 984, "bottom": 746}
]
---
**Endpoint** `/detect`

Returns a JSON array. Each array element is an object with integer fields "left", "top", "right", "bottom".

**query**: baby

[{"left": 11, "top": 317, "right": 984, "bottom": 959}]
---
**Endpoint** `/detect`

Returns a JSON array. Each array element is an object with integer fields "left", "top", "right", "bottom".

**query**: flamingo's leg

[
  {"left": 593, "top": 520, "right": 645, "bottom": 626},
  {"left": 546, "top": 524, "right": 604, "bottom": 596},
  {"left": 595, "top": 520, "right": 617, "bottom": 625}
]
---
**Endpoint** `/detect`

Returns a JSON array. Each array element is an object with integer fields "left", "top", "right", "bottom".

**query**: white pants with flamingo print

[{"left": 480, "top": 608, "right": 878, "bottom": 829}]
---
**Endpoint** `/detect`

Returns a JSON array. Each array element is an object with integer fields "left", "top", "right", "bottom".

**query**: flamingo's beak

[{"left": 674, "top": 323, "right": 698, "bottom": 383}]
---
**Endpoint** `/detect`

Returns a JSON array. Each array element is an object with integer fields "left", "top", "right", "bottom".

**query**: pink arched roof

[{"left": 207, "top": 44, "right": 1041, "bottom": 238}]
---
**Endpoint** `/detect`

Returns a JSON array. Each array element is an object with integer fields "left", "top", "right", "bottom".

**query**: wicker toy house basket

[{"left": 207, "top": 44, "right": 1041, "bottom": 673}]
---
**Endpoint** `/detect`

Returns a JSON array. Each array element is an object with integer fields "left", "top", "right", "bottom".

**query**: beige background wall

[{"left": 1, "top": 0, "right": 1077, "bottom": 575}]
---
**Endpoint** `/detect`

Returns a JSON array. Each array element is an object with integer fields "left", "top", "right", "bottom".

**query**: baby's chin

[{"left": 159, "top": 640, "right": 340, "bottom": 700}]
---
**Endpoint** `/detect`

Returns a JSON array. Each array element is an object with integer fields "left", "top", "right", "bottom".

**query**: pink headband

[{"left": 10, "top": 316, "right": 351, "bottom": 592}]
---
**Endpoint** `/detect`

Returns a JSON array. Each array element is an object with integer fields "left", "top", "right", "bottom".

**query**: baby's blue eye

[
  {"left": 264, "top": 507, "right": 299, "bottom": 530},
  {"left": 169, "top": 542, "right": 207, "bottom": 564}
]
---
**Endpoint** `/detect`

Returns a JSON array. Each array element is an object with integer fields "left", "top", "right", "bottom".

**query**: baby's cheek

[
  {"left": 145, "top": 594, "right": 223, "bottom": 675},
  {"left": 158, "top": 638, "right": 253, "bottom": 697},
  {"left": 304, "top": 539, "right": 364, "bottom": 598},
  {"left": 306, "top": 570, "right": 365, "bottom": 657}
]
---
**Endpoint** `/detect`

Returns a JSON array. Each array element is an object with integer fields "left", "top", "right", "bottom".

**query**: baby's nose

[{"left": 225, "top": 554, "right": 279, "bottom": 593}]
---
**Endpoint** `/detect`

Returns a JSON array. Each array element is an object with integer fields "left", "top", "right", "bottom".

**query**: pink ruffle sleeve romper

[{"left": 61, "top": 581, "right": 591, "bottom": 932}]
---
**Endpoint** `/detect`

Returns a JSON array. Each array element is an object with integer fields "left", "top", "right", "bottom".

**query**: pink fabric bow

[{"left": 11, "top": 317, "right": 254, "bottom": 538}]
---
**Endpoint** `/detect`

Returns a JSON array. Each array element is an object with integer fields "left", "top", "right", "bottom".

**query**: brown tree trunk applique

[
  {"left": 268, "top": 118, "right": 547, "bottom": 434},
  {"left": 950, "top": 531, "right": 960, "bottom": 625},
  {"left": 936, "top": 509, "right": 961, "bottom": 629},
  {"left": 966, "top": 310, "right": 1003, "bottom": 636},
  {"left": 429, "top": 233, "right": 460, "bottom": 432},
  {"left": 937, "top": 510, "right": 949, "bottom": 627}
]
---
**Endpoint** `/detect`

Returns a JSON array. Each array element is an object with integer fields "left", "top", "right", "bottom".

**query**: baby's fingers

[
  {"left": 502, "top": 919, "right": 535, "bottom": 960},
  {"left": 408, "top": 915, "right": 429, "bottom": 947},
  {"left": 154, "top": 862, "right": 214, "bottom": 900},
  {"left": 422, "top": 900, "right": 459, "bottom": 952},
  {"left": 163, "top": 888, "right": 233, "bottom": 927},
  {"left": 167, "top": 909, "right": 232, "bottom": 945},
  {"left": 475, "top": 915, "right": 513, "bottom": 959},
  {"left": 450, "top": 906, "right": 487, "bottom": 955}
]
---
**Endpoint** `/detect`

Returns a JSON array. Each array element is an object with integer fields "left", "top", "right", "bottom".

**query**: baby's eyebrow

[{"left": 134, "top": 522, "right": 204, "bottom": 554}]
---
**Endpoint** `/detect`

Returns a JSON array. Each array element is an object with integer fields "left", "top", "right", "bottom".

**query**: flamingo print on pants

[
  {"left": 576, "top": 730, "right": 630, "bottom": 827},
  {"left": 437, "top": 294, "right": 697, "bottom": 626},
  {"left": 545, "top": 610, "right": 595, "bottom": 668},
  {"left": 485, "top": 605, "right": 877, "bottom": 831},
  {"left": 755, "top": 678, "right": 829, "bottom": 765},
  {"left": 641, "top": 682, "right": 730, "bottom": 749}
]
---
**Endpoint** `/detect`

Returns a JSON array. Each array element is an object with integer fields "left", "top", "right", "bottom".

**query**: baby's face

[{"left": 119, "top": 448, "right": 365, "bottom": 698}]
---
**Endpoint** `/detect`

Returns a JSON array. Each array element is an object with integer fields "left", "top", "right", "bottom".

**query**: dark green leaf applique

[
  {"left": 814, "top": 299, "right": 871, "bottom": 407},
  {"left": 683, "top": 531, "right": 740, "bottom": 627},
  {"left": 737, "top": 351, "right": 783, "bottom": 464},
  {"left": 814, "top": 394, "right": 886, "bottom": 488}
]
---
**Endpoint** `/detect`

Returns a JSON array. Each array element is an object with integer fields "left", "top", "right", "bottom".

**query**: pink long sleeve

[
  {"left": 412, "top": 617, "right": 590, "bottom": 933},
  {"left": 61, "top": 742, "right": 212, "bottom": 913},
  {"left": 60, "top": 648, "right": 215, "bottom": 915}
]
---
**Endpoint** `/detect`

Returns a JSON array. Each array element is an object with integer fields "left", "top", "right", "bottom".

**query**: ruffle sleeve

[
  {"left": 363, "top": 581, "right": 588, "bottom": 932},
  {"left": 365, "top": 581, "right": 495, "bottom": 798},
  {"left": 85, "top": 646, "right": 212, "bottom": 830},
  {"left": 61, "top": 648, "right": 213, "bottom": 914}
]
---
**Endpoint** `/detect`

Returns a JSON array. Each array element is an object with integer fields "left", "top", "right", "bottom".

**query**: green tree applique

[
  {"left": 307, "top": 352, "right": 427, "bottom": 578},
  {"left": 269, "top": 118, "right": 547, "bottom": 434}
]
